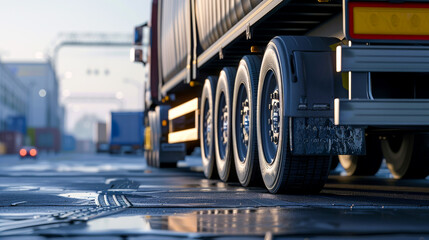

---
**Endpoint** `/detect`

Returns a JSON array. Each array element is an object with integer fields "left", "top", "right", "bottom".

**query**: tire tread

[{"left": 281, "top": 155, "right": 331, "bottom": 193}]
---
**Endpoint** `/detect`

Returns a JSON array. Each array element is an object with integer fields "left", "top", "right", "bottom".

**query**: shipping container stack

[
  {"left": 27, "top": 128, "right": 61, "bottom": 153},
  {"left": 0, "top": 131, "right": 24, "bottom": 154}
]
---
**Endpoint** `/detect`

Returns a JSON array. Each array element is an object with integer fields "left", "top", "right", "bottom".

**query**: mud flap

[{"left": 291, "top": 117, "right": 365, "bottom": 156}]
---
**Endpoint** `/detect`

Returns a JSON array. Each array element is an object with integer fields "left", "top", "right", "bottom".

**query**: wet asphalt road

[{"left": 0, "top": 153, "right": 429, "bottom": 239}]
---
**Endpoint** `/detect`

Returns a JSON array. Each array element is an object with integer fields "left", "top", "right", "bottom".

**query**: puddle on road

[
  {"left": 7, "top": 162, "right": 145, "bottom": 173},
  {"left": 82, "top": 206, "right": 429, "bottom": 236},
  {"left": 87, "top": 208, "right": 290, "bottom": 234},
  {"left": 138, "top": 179, "right": 256, "bottom": 193},
  {"left": 8, "top": 162, "right": 52, "bottom": 172},
  {"left": 0, "top": 186, "right": 40, "bottom": 191},
  {"left": 88, "top": 216, "right": 151, "bottom": 231}
]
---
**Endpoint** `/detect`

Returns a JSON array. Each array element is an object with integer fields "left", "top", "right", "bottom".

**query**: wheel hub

[
  {"left": 221, "top": 106, "right": 228, "bottom": 144},
  {"left": 205, "top": 110, "right": 212, "bottom": 147},
  {"left": 241, "top": 100, "right": 250, "bottom": 146},
  {"left": 268, "top": 90, "right": 280, "bottom": 145}
]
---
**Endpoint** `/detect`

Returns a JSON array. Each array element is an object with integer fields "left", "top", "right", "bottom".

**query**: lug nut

[
  {"left": 268, "top": 119, "right": 271, "bottom": 124},
  {"left": 270, "top": 136, "right": 274, "bottom": 142},
  {"left": 268, "top": 104, "right": 272, "bottom": 110},
  {"left": 269, "top": 130, "right": 273, "bottom": 136},
  {"left": 270, "top": 93, "right": 273, "bottom": 99}
]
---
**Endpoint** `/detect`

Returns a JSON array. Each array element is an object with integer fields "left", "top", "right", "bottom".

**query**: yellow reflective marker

[
  {"left": 144, "top": 127, "right": 152, "bottom": 150},
  {"left": 353, "top": 6, "right": 429, "bottom": 36}
]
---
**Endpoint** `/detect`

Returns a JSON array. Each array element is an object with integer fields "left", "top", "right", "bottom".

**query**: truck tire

[
  {"left": 148, "top": 106, "right": 183, "bottom": 168},
  {"left": 200, "top": 76, "right": 219, "bottom": 179},
  {"left": 145, "top": 150, "right": 152, "bottom": 167},
  {"left": 256, "top": 37, "right": 331, "bottom": 193},
  {"left": 338, "top": 135, "right": 383, "bottom": 176},
  {"left": 381, "top": 134, "right": 429, "bottom": 179},
  {"left": 214, "top": 67, "right": 238, "bottom": 182},
  {"left": 330, "top": 156, "right": 339, "bottom": 171},
  {"left": 150, "top": 110, "right": 161, "bottom": 168},
  {"left": 232, "top": 55, "right": 262, "bottom": 187}
]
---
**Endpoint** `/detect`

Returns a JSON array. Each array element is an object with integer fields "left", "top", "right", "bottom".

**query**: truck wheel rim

[
  {"left": 261, "top": 70, "right": 279, "bottom": 164},
  {"left": 387, "top": 135, "right": 403, "bottom": 153},
  {"left": 236, "top": 84, "right": 249, "bottom": 162},
  {"left": 217, "top": 93, "right": 228, "bottom": 160},
  {"left": 203, "top": 99, "right": 212, "bottom": 159}
]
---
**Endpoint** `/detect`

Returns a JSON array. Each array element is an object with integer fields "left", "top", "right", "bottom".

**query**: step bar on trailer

[
  {"left": 335, "top": 44, "right": 429, "bottom": 126},
  {"left": 168, "top": 98, "right": 199, "bottom": 144},
  {"left": 336, "top": 45, "right": 429, "bottom": 73},
  {"left": 334, "top": 99, "right": 429, "bottom": 126}
]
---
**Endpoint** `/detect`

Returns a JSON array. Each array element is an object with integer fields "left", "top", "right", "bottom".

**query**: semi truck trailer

[
  {"left": 109, "top": 112, "right": 145, "bottom": 154},
  {"left": 132, "top": 0, "right": 429, "bottom": 193}
]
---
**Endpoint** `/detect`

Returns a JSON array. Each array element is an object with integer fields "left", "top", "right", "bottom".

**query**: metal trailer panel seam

[{"left": 197, "top": 0, "right": 286, "bottom": 68}]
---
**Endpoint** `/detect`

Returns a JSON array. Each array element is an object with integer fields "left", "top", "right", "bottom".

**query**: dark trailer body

[{"left": 133, "top": 0, "right": 429, "bottom": 193}]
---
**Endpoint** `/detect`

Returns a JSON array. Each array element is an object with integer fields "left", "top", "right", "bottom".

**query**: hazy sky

[{"left": 0, "top": 0, "right": 151, "bottom": 137}]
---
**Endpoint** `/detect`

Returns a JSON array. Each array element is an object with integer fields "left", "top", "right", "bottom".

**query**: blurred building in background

[
  {"left": 0, "top": 61, "right": 28, "bottom": 129},
  {"left": 4, "top": 61, "right": 64, "bottom": 153},
  {"left": 59, "top": 106, "right": 66, "bottom": 135},
  {"left": 0, "top": 60, "right": 29, "bottom": 153},
  {"left": 6, "top": 62, "right": 61, "bottom": 129}
]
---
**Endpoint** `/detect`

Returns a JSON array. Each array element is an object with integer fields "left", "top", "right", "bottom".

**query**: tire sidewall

[
  {"left": 381, "top": 135, "right": 414, "bottom": 178},
  {"left": 232, "top": 57, "right": 257, "bottom": 186},
  {"left": 338, "top": 155, "right": 358, "bottom": 176},
  {"left": 148, "top": 111, "right": 156, "bottom": 167},
  {"left": 200, "top": 77, "right": 217, "bottom": 178},
  {"left": 257, "top": 40, "right": 288, "bottom": 193},
  {"left": 215, "top": 69, "right": 235, "bottom": 181}
]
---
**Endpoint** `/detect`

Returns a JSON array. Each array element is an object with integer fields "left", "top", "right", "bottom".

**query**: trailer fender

[
  {"left": 263, "top": 36, "right": 365, "bottom": 156},
  {"left": 270, "top": 36, "right": 341, "bottom": 118}
]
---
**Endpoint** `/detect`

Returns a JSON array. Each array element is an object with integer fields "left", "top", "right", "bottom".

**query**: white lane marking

[
  {"left": 95, "top": 195, "right": 100, "bottom": 206},
  {"left": 121, "top": 195, "right": 132, "bottom": 207},
  {"left": 112, "top": 195, "right": 120, "bottom": 206},
  {"left": 103, "top": 195, "right": 110, "bottom": 206}
]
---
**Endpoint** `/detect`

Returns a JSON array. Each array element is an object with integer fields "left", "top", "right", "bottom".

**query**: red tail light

[
  {"left": 19, "top": 149, "right": 27, "bottom": 157},
  {"left": 29, "top": 149, "right": 37, "bottom": 157}
]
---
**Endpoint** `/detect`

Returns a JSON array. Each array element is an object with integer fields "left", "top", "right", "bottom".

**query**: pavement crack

[{"left": 10, "top": 201, "right": 27, "bottom": 206}]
